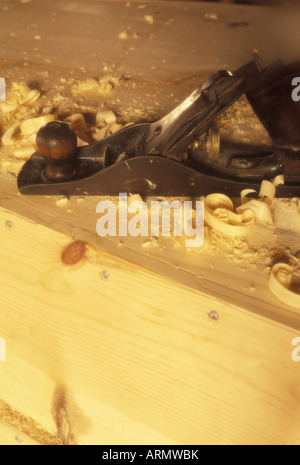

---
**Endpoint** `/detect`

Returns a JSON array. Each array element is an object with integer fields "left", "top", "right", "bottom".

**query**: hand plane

[{"left": 17, "top": 60, "right": 300, "bottom": 198}]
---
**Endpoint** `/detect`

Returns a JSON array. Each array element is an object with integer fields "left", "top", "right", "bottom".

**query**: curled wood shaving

[
  {"left": 258, "top": 180, "right": 276, "bottom": 208},
  {"left": 238, "top": 179, "right": 282, "bottom": 227},
  {"left": 109, "top": 122, "right": 122, "bottom": 134},
  {"left": 1, "top": 113, "right": 55, "bottom": 168},
  {"left": 20, "top": 114, "right": 56, "bottom": 136},
  {"left": 64, "top": 114, "right": 87, "bottom": 133},
  {"left": 1, "top": 119, "right": 24, "bottom": 146},
  {"left": 13, "top": 144, "right": 36, "bottom": 160},
  {"left": 237, "top": 199, "right": 274, "bottom": 227},
  {"left": 204, "top": 193, "right": 255, "bottom": 236},
  {"left": 96, "top": 110, "right": 116, "bottom": 126},
  {"left": 64, "top": 114, "right": 91, "bottom": 146},
  {"left": 0, "top": 80, "right": 131, "bottom": 172},
  {"left": 93, "top": 125, "right": 110, "bottom": 141},
  {"left": 273, "top": 174, "right": 285, "bottom": 187},
  {"left": 0, "top": 82, "right": 40, "bottom": 119},
  {"left": 269, "top": 263, "right": 300, "bottom": 309},
  {"left": 19, "top": 89, "right": 40, "bottom": 106},
  {"left": 0, "top": 102, "right": 17, "bottom": 114},
  {"left": 205, "top": 179, "right": 282, "bottom": 235},
  {"left": 0, "top": 81, "right": 44, "bottom": 154},
  {"left": 11, "top": 82, "right": 31, "bottom": 99}
]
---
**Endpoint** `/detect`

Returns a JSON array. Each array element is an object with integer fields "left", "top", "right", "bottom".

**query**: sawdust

[
  {"left": 0, "top": 73, "right": 131, "bottom": 175},
  {"left": 206, "top": 228, "right": 274, "bottom": 270},
  {"left": 273, "top": 198, "right": 300, "bottom": 233}
]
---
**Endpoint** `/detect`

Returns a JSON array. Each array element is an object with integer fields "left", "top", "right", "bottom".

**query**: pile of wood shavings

[
  {"left": 206, "top": 228, "right": 275, "bottom": 270},
  {"left": 0, "top": 75, "right": 132, "bottom": 176}
]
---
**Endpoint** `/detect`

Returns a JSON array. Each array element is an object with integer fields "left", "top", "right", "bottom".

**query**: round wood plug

[{"left": 36, "top": 121, "right": 78, "bottom": 181}]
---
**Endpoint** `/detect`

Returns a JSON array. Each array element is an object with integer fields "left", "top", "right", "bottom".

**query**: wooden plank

[
  {"left": 1, "top": 206, "right": 300, "bottom": 445},
  {"left": 1, "top": 175, "right": 300, "bottom": 330},
  {"left": 0, "top": 420, "right": 40, "bottom": 446},
  {"left": 0, "top": 0, "right": 299, "bottom": 81}
]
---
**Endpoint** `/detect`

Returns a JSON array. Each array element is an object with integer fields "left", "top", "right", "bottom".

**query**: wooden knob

[{"left": 36, "top": 121, "right": 78, "bottom": 181}]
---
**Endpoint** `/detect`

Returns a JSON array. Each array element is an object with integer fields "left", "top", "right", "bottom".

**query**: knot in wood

[{"left": 61, "top": 241, "right": 86, "bottom": 265}]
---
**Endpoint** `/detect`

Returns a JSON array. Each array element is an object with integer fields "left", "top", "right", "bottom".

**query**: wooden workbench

[{"left": 1, "top": 0, "right": 300, "bottom": 445}]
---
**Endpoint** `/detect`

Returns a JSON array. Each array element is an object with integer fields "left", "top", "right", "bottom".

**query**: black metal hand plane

[{"left": 17, "top": 60, "right": 300, "bottom": 198}]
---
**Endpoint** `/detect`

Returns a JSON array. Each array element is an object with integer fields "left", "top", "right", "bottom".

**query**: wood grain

[
  {"left": 1, "top": 174, "right": 300, "bottom": 331},
  {"left": 0, "top": 207, "right": 300, "bottom": 445},
  {"left": 0, "top": 0, "right": 298, "bottom": 79}
]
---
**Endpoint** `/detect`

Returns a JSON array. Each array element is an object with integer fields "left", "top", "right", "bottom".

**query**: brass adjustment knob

[
  {"left": 192, "top": 127, "right": 220, "bottom": 161},
  {"left": 36, "top": 121, "right": 78, "bottom": 181}
]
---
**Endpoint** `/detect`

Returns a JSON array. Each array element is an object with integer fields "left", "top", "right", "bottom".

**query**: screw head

[
  {"left": 101, "top": 270, "right": 110, "bottom": 280},
  {"left": 5, "top": 220, "right": 13, "bottom": 228},
  {"left": 208, "top": 311, "right": 219, "bottom": 321}
]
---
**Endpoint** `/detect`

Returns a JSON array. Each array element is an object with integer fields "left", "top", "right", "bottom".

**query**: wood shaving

[
  {"left": 118, "top": 31, "right": 129, "bottom": 40},
  {"left": 204, "top": 13, "right": 218, "bottom": 21},
  {"left": 64, "top": 114, "right": 87, "bottom": 133},
  {"left": 74, "top": 78, "right": 99, "bottom": 95},
  {"left": 144, "top": 15, "right": 154, "bottom": 25},
  {"left": 96, "top": 110, "right": 116, "bottom": 126},
  {"left": 0, "top": 78, "right": 132, "bottom": 172},
  {"left": 204, "top": 193, "right": 255, "bottom": 236},
  {"left": 72, "top": 76, "right": 120, "bottom": 97},
  {"left": 269, "top": 263, "right": 300, "bottom": 309},
  {"left": 56, "top": 196, "right": 69, "bottom": 207},
  {"left": 20, "top": 115, "right": 56, "bottom": 136},
  {"left": 13, "top": 144, "right": 36, "bottom": 160}
]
